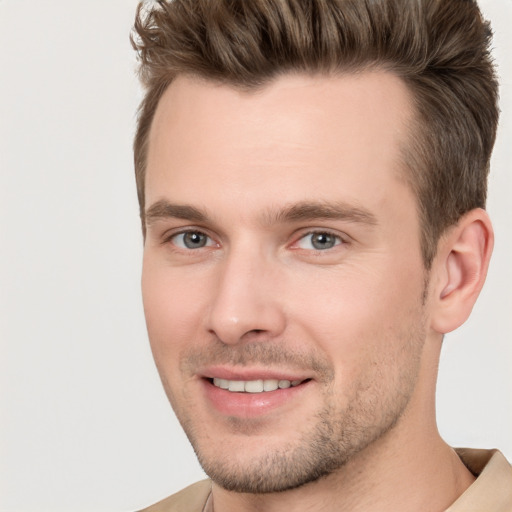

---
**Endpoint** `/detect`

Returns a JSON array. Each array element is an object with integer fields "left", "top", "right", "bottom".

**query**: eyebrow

[
  {"left": 265, "top": 201, "right": 378, "bottom": 226},
  {"left": 144, "top": 199, "right": 378, "bottom": 227},
  {"left": 145, "top": 200, "right": 208, "bottom": 226}
]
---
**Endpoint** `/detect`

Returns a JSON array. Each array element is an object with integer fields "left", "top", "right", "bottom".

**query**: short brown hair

[{"left": 131, "top": 0, "right": 499, "bottom": 268}]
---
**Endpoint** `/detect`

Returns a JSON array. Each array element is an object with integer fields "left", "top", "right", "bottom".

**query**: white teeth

[
  {"left": 228, "top": 380, "right": 245, "bottom": 392},
  {"left": 263, "top": 379, "right": 279, "bottom": 391},
  {"left": 215, "top": 378, "right": 229, "bottom": 389},
  {"left": 212, "top": 378, "right": 303, "bottom": 393},
  {"left": 244, "top": 380, "right": 264, "bottom": 393}
]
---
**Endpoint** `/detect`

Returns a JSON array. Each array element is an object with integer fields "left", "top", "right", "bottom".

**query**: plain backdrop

[{"left": 0, "top": 1, "right": 510, "bottom": 511}]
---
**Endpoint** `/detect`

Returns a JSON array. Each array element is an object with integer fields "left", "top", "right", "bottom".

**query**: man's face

[{"left": 142, "top": 72, "right": 431, "bottom": 492}]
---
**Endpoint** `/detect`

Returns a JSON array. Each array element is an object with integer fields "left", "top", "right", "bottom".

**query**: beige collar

[{"left": 445, "top": 448, "right": 512, "bottom": 511}]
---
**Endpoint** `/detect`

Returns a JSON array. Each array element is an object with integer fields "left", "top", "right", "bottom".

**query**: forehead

[{"left": 146, "top": 71, "right": 415, "bottom": 220}]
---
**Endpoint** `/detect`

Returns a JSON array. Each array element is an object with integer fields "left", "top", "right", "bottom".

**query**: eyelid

[
  {"left": 162, "top": 226, "right": 218, "bottom": 248},
  {"left": 158, "top": 225, "right": 349, "bottom": 251},
  {"left": 290, "top": 228, "right": 348, "bottom": 251}
]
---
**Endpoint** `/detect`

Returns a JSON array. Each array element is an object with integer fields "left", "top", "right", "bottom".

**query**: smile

[{"left": 212, "top": 378, "right": 305, "bottom": 393}]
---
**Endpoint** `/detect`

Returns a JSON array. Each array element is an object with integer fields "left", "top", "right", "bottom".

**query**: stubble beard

[
  {"left": 160, "top": 313, "right": 426, "bottom": 495},
  {"left": 193, "top": 363, "right": 420, "bottom": 494}
]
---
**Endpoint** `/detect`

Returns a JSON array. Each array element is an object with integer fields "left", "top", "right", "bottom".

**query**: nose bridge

[{"left": 207, "top": 242, "right": 285, "bottom": 344}]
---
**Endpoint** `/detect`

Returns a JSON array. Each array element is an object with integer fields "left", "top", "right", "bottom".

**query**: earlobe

[{"left": 430, "top": 209, "right": 494, "bottom": 334}]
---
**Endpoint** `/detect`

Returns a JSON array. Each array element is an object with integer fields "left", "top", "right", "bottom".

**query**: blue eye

[
  {"left": 297, "top": 232, "right": 342, "bottom": 250},
  {"left": 171, "top": 231, "right": 214, "bottom": 249}
]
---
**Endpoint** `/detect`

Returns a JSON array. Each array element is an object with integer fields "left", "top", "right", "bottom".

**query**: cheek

[
  {"left": 141, "top": 258, "right": 208, "bottom": 362},
  {"left": 289, "top": 261, "right": 425, "bottom": 366}
]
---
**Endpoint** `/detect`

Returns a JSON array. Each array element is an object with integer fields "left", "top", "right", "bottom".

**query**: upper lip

[{"left": 199, "top": 365, "right": 312, "bottom": 382}]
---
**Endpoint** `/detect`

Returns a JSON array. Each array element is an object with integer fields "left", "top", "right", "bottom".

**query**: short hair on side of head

[{"left": 131, "top": 0, "right": 499, "bottom": 268}]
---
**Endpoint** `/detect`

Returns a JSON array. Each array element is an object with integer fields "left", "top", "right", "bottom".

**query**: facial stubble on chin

[
  {"left": 157, "top": 317, "right": 426, "bottom": 495},
  {"left": 193, "top": 375, "right": 419, "bottom": 494}
]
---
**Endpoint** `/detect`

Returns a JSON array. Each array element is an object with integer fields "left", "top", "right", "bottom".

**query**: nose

[{"left": 206, "top": 247, "right": 286, "bottom": 345}]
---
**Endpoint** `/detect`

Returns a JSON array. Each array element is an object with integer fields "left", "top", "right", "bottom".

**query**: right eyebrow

[{"left": 144, "top": 200, "right": 209, "bottom": 226}]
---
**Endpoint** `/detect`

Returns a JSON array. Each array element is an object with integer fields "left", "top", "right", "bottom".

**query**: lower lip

[{"left": 202, "top": 379, "right": 312, "bottom": 418}]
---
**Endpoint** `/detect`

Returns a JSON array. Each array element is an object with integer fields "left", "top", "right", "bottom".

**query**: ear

[{"left": 430, "top": 208, "right": 494, "bottom": 334}]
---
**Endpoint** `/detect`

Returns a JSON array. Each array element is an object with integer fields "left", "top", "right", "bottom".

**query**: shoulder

[{"left": 137, "top": 480, "right": 212, "bottom": 512}]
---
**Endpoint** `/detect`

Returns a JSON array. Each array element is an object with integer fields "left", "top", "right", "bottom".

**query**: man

[{"left": 131, "top": 0, "right": 512, "bottom": 510}]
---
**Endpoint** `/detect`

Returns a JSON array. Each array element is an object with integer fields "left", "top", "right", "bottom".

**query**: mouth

[
  {"left": 209, "top": 377, "right": 308, "bottom": 393},
  {"left": 200, "top": 371, "right": 313, "bottom": 418}
]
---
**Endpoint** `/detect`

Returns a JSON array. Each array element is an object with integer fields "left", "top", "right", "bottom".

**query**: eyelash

[
  {"left": 163, "top": 228, "right": 346, "bottom": 253},
  {"left": 292, "top": 230, "right": 345, "bottom": 251},
  {"left": 163, "top": 229, "right": 217, "bottom": 250}
]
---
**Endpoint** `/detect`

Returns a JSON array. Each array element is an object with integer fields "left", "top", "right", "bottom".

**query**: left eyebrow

[{"left": 263, "top": 201, "right": 378, "bottom": 227}]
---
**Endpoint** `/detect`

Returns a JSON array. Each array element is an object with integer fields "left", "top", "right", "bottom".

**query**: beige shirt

[
  {"left": 446, "top": 449, "right": 512, "bottom": 512},
  {"left": 139, "top": 449, "right": 512, "bottom": 512}
]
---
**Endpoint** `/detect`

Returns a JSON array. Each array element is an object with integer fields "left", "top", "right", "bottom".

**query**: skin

[{"left": 141, "top": 72, "right": 492, "bottom": 512}]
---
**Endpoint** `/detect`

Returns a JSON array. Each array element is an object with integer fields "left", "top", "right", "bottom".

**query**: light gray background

[{"left": 0, "top": 1, "right": 510, "bottom": 511}]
